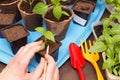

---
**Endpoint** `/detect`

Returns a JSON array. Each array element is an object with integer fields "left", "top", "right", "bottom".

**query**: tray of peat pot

[
  {"left": 72, "top": 0, "right": 96, "bottom": 26},
  {"left": 0, "top": 0, "right": 105, "bottom": 72},
  {"left": 1, "top": 24, "right": 29, "bottom": 54}
]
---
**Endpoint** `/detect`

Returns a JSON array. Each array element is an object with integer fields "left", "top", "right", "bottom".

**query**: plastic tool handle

[
  {"left": 92, "top": 59, "right": 104, "bottom": 80},
  {"left": 76, "top": 63, "right": 85, "bottom": 80}
]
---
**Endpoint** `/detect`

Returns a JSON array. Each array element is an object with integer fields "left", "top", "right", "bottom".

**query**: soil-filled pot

[
  {"left": 72, "top": 0, "right": 95, "bottom": 26},
  {"left": 0, "top": 12, "right": 16, "bottom": 38},
  {"left": 45, "top": 0, "right": 76, "bottom": 5},
  {"left": 35, "top": 36, "right": 62, "bottom": 62},
  {"left": 102, "top": 53, "right": 120, "bottom": 80},
  {"left": 18, "top": 0, "right": 43, "bottom": 31},
  {"left": 0, "top": 0, "right": 21, "bottom": 22},
  {"left": 1, "top": 24, "right": 29, "bottom": 54},
  {"left": 91, "top": 22, "right": 103, "bottom": 40},
  {"left": 43, "top": 6, "right": 74, "bottom": 41}
]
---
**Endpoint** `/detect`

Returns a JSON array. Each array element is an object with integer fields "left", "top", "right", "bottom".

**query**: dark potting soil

[
  {"left": 0, "top": 0, "right": 16, "bottom": 4},
  {"left": 94, "top": 25, "right": 103, "bottom": 38},
  {"left": 45, "top": 8, "right": 71, "bottom": 22},
  {"left": 20, "top": 0, "right": 41, "bottom": 13},
  {"left": 0, "top": 13, "right": 15, "bottom": 25},
  {"left": 73, "top": 1, "right": 95, "bottom": 14},
  {"left": 2, "top": 25, "right": 29, "bottom": 42}
]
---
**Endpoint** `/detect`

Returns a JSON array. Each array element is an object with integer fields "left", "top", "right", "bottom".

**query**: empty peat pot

[
  {"left": 0, "top": 12, "right": 16, "bottom": 38},
  {"left": 35, "top": 36, "right": 62, "bottom": 62},
  {"left": 1, "top": 24, "right": 29, "bottom": 54},
  {"left": 72, "top": 0, "right": 95, "bottom": 26},
  {"left": 0, "top": 0, "right": 21, "bottom": 22}
]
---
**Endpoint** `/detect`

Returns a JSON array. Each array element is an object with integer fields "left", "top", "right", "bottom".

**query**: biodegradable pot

[
  {"left": 1, "top": 24, "right": 29, "bottom": 54},
  {"left": 102, "top": 53, "right": 120, "bottom": 80},
  {"left": 0, "top": 0, "right": 21, "bottom": 22},
  {"left": 18, "top": 0, "right": 43, "bottom": 31},
  {"left": 0, "top": 12, "right": 16, "bottom": 38},
  {"left": 35, "top": 36, "right": 62, "bottom": 62},
  {"left": 43, "top": 6, "right": 74, "bottom": 41},
  {"left": 72, "top": 0, "right": 95, "bottom": 26},
  {"left": 91, "top": 22, "right": 103, "bottom": 40},
  {"left": 45, "top": 0, "right": 76, "bottom": 5}
]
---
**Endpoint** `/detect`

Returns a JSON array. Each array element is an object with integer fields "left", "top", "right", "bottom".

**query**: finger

[
  {"left": 13, "top": 41, "right": 43, "bottom": 67},
  {"left": 30, "top": 57, "right": 45, "bottom": 80},
  {"left": 54, "top": 67, "right": 59, "bottom": 80},
  {"left": 17, "top": 41, "right": 42, "bottom": 56},
  {"left": 45, "top": 54, "right": 56, "bottom": 80}
]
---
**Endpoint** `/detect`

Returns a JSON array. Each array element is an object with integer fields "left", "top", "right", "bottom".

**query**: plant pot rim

[
  {"left": 102, "top": 53, "right": 120, "bottom": 79},
  {"left": 42, "top": 5, "right": 74, "bottom": 23},
  {"left": 17, "top": 1, "right": 36, "bottom": 16},
  {"left": 0, "top": 0, "right": 19, "bottom": 6}
]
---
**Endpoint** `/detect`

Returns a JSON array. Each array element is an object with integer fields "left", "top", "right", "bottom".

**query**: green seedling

[
  {"left": 35, "top": 27, "right": 55, "bottom": 50},
  {"left": 33, "top": 0, "right": 69, "bottom": 20},
  {"left": 89, "top": 0, "right": 120, "bottom": 76}
]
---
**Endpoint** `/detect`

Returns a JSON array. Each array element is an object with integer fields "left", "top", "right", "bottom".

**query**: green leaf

[
  {"left": 89, "top": 41, "right": 107, "bottom": 52},
  {"left": 53, "top": 5, "right": 62, "bottom": 20},
  {"left": 44, "top": 31, "right": 55, "bottom": 42},
  {"left": 102, "top": 58, "right": 115, "bottom": 69},
  {"left": 113, "top": 67, "right": 118, "bottom": 76},
  {"left": 101, "top": 18, "right": 111, "bottom": 29},
  {"left": 35, "top": 27, "right": 45, "bottom": 35},
  {"left": 62, "top": 11, "right": 69, "bottom": 16},
  {"left": 109, "top": 24, "right": 120, "bottom": 35},
  {"left": 33, "top": 2, "right": 48, "bottom": 15},
  {"left": 51, "top": 0, "right": 60, "bottom": 5},
  {"left": 40, "top": 42, "right": 45, "bottom": 50},
  {"left": 111, "top": 12, "right": 120, "bottom": 20},
  {"left": 113, "top": 35, "right": 120, "bottom": 43},
  {"left": 105, "top": 0, "right": 114, "bottom": 4}
]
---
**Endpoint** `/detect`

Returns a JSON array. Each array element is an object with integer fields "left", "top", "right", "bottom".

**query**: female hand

[{"left": 0, "top": 41, "right": 59, "bottom": 80}]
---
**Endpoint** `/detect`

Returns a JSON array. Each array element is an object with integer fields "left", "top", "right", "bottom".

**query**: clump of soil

[{"left": 73, "top": 1, "right": 95, "bottom": 14}]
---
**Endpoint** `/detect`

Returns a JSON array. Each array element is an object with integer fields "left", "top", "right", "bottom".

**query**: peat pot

[
  {"left": 43, "top": 6, "right": 74, "bottom": 41},
  {"left": 35, "top": 36, "right": 62, "bottom": 62},
  {"left": 1, "top": 24, "right": 29, "bottom": 54}
]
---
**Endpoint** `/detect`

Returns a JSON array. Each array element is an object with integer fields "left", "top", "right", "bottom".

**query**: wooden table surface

[{"left": 0, "top": 9, "right": 110, "bottom": 80}]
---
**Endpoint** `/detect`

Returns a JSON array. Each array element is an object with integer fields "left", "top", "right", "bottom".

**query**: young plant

[
  {"left": 89, "top": 0, "right": 120, "bottom": 76},
  {"left": 23, "top": 0, "right": 35, "bottom": 9},
  {"left": 35, "top": 27, "right": 55, "bottom": 49},
  {"left": 33, "top": 0, "right": 69, "bottom": 20}
]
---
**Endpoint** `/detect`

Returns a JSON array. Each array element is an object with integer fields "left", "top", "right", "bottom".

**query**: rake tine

[
  {"left": 80, "top": 40, "right": 85, "bottom": 54},
  {"left": 85, "top": 40, "right": 88, "bottom": 53},
  {"left": 89, "top": 40, "right": 93, "bottom": 54}
]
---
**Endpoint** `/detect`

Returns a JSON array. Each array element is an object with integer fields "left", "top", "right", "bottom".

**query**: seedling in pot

[
  {"left": 35, "top": 27, "right": 55, "bottom": 51},
  {"left": 35, "top": 27, "right": 62, "bottom": 62},
  {"left": 33, "top": 0, "right": 69, "bottom": 20}
]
